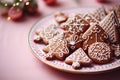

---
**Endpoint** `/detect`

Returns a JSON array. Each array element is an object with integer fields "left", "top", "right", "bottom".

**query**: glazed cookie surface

[
  {"left": 88, "top": 42, "right": 112, "bottom": 64},
  {"left": 43, "top": 34, "right": 69, "bottom": 60},
  {"left": 65, "top": 48, "right": 92, "bottom": 69},
  {"left": 60, "top": 14, "right": 90, "bottom": 34},
  {"left": 34, "top": 24, "right": 59, "bottom": 44},
  {"left": 100, "top": 11, "right": 120, "bottom": 43}
]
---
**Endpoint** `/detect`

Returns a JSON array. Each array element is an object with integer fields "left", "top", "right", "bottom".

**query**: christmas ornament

[
  {"left": 8, "top": 6, "right": 23, "bottom": 20},
  {"left": 24, "top": 0, "right": 38, "bottom": 14},
  {"left": 43, "top": 0, "right": 56, "bottom": 5},
  {"left": 0, "top": 6, "right": 8, "bottom": 15},
  {"left": 0, "top": 0, "right": 12, "bottom": 15},
  {"left": 96, "top": 0, "right": 107, "bottom": 3},
  {"left": 0, "top": 0, "right": 39, "bottom": 21}
]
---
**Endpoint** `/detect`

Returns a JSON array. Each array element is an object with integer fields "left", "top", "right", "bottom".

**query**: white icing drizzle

[
  {"left": 70, "top": 41, "right": 76, "bottom": 45},
  {"left": 85, "top": 16, "right": 91, "bottom": 21},
  {"left": 55, "top": 16, "right": 66, "bottom": 22},
  {"left": 112, "top": 44, "right": 120, "bottom": 57},
  {"left": 115, "top": 48, "right": 120, "bottom": 57},
  {"left": 92, "top": 26, "right": 101, "bottom": 42},
  {"left": 67, "top": 34, "right": 83, "bottom": 50},
  {"left": 72, "top": 61, "right": 80, "bottom": 69},
  {"left": 34, "top": 35, "right": 41, "bottom": 41}
]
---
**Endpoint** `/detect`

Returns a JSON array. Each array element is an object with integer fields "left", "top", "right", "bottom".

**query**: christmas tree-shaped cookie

[
  {"left": 100, "top": 11, "right": 120, "bottom": 43},
  {"left": 82, "top": 23, "right": 108, "bottom": 51},
  {"left": 65, "top": 48, "right": 92, "bottom": 69},
  {"left": 43, "top": 34, "right": 69, "bottom": 60},
  {"left": 92, "top": 6, "right": 107, "bottom": 21},
  {"left": 111, "top": 44, "right": 120, "bottom": 58}
]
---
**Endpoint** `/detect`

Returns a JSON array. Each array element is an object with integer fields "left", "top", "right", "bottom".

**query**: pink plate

[{"left": 28, "top": 7, "right": 120, "bottom": 74}]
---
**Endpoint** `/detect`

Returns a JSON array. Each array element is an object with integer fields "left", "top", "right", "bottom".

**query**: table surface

[{"left": 0, "top": 0, "right": 120, "bottom": 80}]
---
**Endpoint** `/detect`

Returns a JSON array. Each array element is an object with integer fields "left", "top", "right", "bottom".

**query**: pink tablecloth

[{"left": 0, "top": 0, "right": 120, "bottom": 80}]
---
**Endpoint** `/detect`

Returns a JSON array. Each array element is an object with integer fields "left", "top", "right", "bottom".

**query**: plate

[{"left": 28, "top": 7, "right": 120, "bottom": 74}]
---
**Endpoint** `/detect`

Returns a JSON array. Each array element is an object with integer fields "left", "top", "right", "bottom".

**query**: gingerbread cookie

[
  {"left": 82, "top": 23, "right": 108, "bottom": 51},
  {"left": 83, "top": 13, "right": 99, "bottom": 26},
  {"left": 60, "top": 14, "right": 90, "bottom": 34},
  {"left": 33, "top": 35, "right": 42, "bottom": 43},
  {"left": 92, "top": 6, "right": 107, "bottom": 21},
  {"left": 107, "top": 6, "right": 120, "bottom": 34},
  {"left": 54, "top": 12, "right": 68, "bottom": 24},
  {"left": 88, "top": 42, "right": 112, "bottom": 64},
  {"left": 111, "top": 44, "right": 120, "bottom": 58},
  {"left": 65, "top": 48, "right": 92, "bottom": 69},
  {"left": 43, "top": 34, "right": 69, "bottom": 60},
  {"left": 43, "top": 33, "right": 61, "bottom": 53},
  {"left": 108, "top": 5, "right": 120, "bottom": 19},
  {"left": 65, "top": 33, "right": 83, "bottom": 51},
  {"left": 34, "top": 24, "right": 59, "bottom": 44},
  {"left": 100, "top": 11, "right": 120, "bottom": 43}
]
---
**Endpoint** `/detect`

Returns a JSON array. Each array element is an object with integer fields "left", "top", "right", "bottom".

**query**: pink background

[{"left": 0, "top": 0, "right": 120, "bottom": 80}]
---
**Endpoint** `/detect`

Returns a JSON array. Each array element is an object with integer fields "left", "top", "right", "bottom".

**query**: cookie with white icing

[
  {"left": 65, "top": 33, "right": 83, "bottom": 51},
  {"left": 100, "top": 11, "right": 120, "bottom": 43},
  {"left": 83, "top": 13, "right": 99, "bottom": 26},
  {"left": 111, "top": 44, "right": 120, "bottom": 58},
  {"left": 92, "top": 6, "right": 107, "bottom": 21},
  {"left": 43, "top": 34, "right": 69, "bottom": 60},
  {"left": 82, "top": 23, "right": 108, "bottom": 51},
  {"left": 43, "top": 33, "right": 61, "bottom": 53},
  {"left": 88, "top": 42, "right": 112, "bottom": 64},
  {"left": 54, "top": 12, "right": 68, "bottom": 24},
  {"left": 34, "top": 24, "right": 59, "bottom": 44},
  {"left": 60, "top": 14, "right": 90, "bottom": 34},
  {"left": 109, "top": 5, "right": 120, "bottom": 25},
  {"left": 34, "top": 34, "right": 42, "bottom": 43},
  {"left": 108, "top": 5, "right": 120, "bottom": 19},
  {"left": 65, "top": 48, "right": 92, "bottom": 69}
]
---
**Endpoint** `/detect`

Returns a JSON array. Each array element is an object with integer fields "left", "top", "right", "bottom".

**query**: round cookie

[{"left": 88, "top": 42, "right": 112, "bottom": 64}]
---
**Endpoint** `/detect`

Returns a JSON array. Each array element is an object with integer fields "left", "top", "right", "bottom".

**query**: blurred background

[{"left": 0, "top": 0, "right": 120, "bottom": 21}]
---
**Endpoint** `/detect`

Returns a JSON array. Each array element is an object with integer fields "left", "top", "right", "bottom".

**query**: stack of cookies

[{"left": 33, "top": 5, "right": 120, "bottom": 69}]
